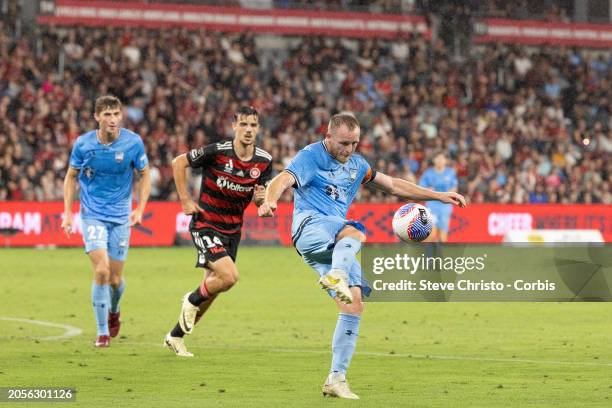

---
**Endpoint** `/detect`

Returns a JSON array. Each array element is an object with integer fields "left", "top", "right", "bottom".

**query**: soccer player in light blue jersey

[
  {"left": 259, "top": 112, "right": 466, "bottom": 399},
  {"left": 62, "top": 95, "right": 151, "bottom": 348},
  {"left": 420, "top": 152, "right": 458, "bottom": 242}
]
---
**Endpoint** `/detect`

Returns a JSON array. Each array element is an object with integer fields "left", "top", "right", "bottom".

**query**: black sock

[
  {"left": 188, "top": 286, "right": 208, "bottom": 306},
  {"left": 170, "top": 323, "right": 185, "bottom": 338}
]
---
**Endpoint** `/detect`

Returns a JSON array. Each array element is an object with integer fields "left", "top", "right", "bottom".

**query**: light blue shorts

[
  {"left": 428, "top": 206, "right": 452, "bottom": 233},
  {"left": 292, "top": 214, "right": 371, "bottom": 297},
  {"left": 81, "top": 218, "right": 131, "bottom": 261}
]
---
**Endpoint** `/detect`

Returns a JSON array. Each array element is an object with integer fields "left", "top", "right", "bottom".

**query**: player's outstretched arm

[
  {"left": 172, "top": 154, "right": 203, "bottom": 215},
  {"left": 130, "top": 166, "right": 151, "bottom": 226},
  {"left": 369, "top": 172, "right": 466, "bottom": 207},
  {"left": 61, "top": 167, "right": 79, "bottom": 237},
  {"left": 258, "top": 171, "right": 295, "bottom": 217}
]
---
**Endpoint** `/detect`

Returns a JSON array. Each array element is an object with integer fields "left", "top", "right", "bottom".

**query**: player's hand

[
  {"left": 258, "top": 201, "right": 277, "bottom": 217},
  {"left": 253, "top": 184, "right": 266, "bottom": 206},
  {"left": 181, "top": 199, "right": 203, "bottom": 215},
  {"left": 129, "top": 208, "right": 145, "bottom": 226},
  {"left": 61, "top": 213, "right": 73, "bottom": 238},
  {"left": 438, "top": 192, "right": 467, "bottom": 208}
]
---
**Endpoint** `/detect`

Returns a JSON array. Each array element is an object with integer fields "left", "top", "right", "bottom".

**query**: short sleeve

[
  {"left": 69, "top": 138, "right": 84, "bottom": 169},
  {"left": 286, "top": 149, "right": 317, "bottom": 188},
  {"left": 360, "top": 156, "right": 376, "bottom": 184},
  {"left": 259, "top": 161, "right": 273, "bottom": 187},
  {"left": 134, "top": 138, "right": 149, "bottom": 171},
  {"left": 187, "top": 144, "right": 217, "bottom": 168}
]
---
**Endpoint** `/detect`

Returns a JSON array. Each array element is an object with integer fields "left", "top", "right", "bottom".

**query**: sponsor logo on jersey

[
  {"left": 325, "top": 185, "right": 340, "bottom": 200},
  {"left": 249, "top": 167, "right": 261, "bottom": 178},
  {"left": 84, "top": 167, "right": 94, "bottom": 179},
  {"left": 224, "top": 159, "right": 234, "bottom": 174},
  {"left": 216, "top": 176, "right": 254, "bottom": 193}
]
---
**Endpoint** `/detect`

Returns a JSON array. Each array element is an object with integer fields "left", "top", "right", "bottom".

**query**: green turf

[{"left": 0, "top": 247, "right": 611, "bottom": 407}]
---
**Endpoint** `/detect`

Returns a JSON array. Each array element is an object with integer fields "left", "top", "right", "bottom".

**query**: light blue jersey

[
  {"left": 286, "top": 141, "right": 375, "bottom": 296},
  {"left": 419, "top": 167, "right": 457, "bottom": 212},
  {"left": 286, "top": 140, "right": 375, "bottom": 233},
  {"left": 69, "top": 128, "right": 149, "bottom": 224},
  {"left": 420, "top": 166, "right": 457, "bottom": 232}
]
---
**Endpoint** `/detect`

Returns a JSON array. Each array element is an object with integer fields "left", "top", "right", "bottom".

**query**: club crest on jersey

[
  {"left": 349, "top": 168, "right": 357, "bottom": 182},
  {"left": 115, "top": 151, "right": 124, "bottom": 163},
  {"left": 250, "top": 167, "right": 261, "bottom": 178}
]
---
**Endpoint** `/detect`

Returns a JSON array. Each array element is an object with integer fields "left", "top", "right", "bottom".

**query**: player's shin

[
  {"left": 332, "top": 237, "right": 362, "bottom": 272},
  {"left": 330, "top": 313, "right": 361, "bottom": 376},
  {"left": 92, "top": 283, "right": 111, "bottom": 336},
  {"left": 110, "top": 279, "right": 126, "bottom": 313}
]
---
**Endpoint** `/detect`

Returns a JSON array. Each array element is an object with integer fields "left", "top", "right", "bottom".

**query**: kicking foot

[
  {"left": 319, "top": 269, "right": 353, "bottom": 304},
  {"left": 178, "top": 292, "right": 199, "bottom": 334},
  {"left": 94, "top": 335, "right": 110, "bottom": 348},
  {"left": 164, "top": 333, "right": 194, "bottom": 357},
  {"left": 108, "top": 312, "right": 121, "bottom": 338},
  {"left": 322, "top": 373, "right": 359, "bottom": 399}
]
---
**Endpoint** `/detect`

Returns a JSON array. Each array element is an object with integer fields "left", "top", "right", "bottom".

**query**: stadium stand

[{"left": 0, "top": 2, "right": 610, "bottom": 205}]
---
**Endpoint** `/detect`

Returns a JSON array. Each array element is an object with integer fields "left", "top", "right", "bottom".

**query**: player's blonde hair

[
  {"left": 95, "top": 95, "right": 122, "bottom": 114},
  {"left": 328, "top": 112, "right": 360, "bottom": 133}
]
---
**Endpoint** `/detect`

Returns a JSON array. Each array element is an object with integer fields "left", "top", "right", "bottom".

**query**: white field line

[
  {"left": 0, "top": 317, "right": 82, "bottom": 341},
  {"left": 127, "top": 341, "right": 612, "bottom": 368}
]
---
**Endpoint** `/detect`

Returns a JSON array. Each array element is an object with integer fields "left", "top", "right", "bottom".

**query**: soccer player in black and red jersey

[{"left": 164, "top": 106, "right": 273, "bottom": 356}]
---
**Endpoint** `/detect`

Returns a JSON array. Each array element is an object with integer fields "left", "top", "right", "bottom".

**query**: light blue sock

[
  {"left": 92, "top": 283, "right": 110, "bottom": 336},
  {"left": 330, "top": 313, "right": 361, "bottom": 374},
  {"left": 332, "top": 237, "right": 361, "bottom": 272},
  {"left": 110, "top": 280, "right": 126, "bottom": 313}
]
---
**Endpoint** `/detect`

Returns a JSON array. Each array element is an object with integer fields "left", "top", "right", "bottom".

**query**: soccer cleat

[
  {"left": 178, "top": 292, "right": 199, "bottom": 334},
  {"left": 108, "top": 312, "right": 121, "bottom": 338},
  {"left": 319, "top": 269, "right": 353, "bottom": 304},
  {"left": 164, "top": 333, "right": 194, "bottom": 357},
  {"left": 94, "top": 335, "right": 111, "bottom": 348},
  {"left": 322, "top": 373, "right": 359, "bottom": 399}
]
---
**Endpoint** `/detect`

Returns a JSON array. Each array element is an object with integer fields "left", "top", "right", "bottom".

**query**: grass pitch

[{"left": 1, "top": 247, "right": 611, "bottom": 407}]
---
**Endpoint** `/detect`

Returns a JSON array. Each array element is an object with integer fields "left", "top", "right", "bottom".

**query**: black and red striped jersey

[{"left": 186, "top": 141, "right": 273, "bottom": 235}]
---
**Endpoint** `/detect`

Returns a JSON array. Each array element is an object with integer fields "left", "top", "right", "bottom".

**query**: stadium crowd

[{"left": 0, "top": 23, "right": 610, "bottom": 204}]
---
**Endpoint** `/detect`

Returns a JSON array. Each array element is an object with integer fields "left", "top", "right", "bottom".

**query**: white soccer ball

[{"left": 392, "top": 203, "right": 433, "bottom": 242}]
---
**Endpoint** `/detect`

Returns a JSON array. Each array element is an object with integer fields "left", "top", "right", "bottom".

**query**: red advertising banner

[
  {"left": 0, "top": 202, "right": 610, "bottom": 247},
  {"left": 37, "top": 0, "right": 430, "bottom": 39},
  {"left": 474, "top": 18, "right": 612, "bottom": 48},
  {"left": 0, "top": 201, "right": 177, "bottom": 247}
]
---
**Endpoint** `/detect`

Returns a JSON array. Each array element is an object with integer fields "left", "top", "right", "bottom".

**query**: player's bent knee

[
  {"left": 222, "top": 273, "right": 238, "bottom": 290},
  {"left": 338, "top": 225, "right": 366, "bottom": 243},
  {"left": 94, "top": 266, "right": 110, "bottom": 283}
]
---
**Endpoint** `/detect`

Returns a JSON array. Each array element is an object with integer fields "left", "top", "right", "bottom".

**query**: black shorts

[{"left": 190, "top": 228, "right": 240, "bottom": 268}]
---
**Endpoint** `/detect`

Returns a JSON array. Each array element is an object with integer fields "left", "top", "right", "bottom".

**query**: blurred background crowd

[{"left": 0, "top": 0, "right": 610, "bottom": 204}]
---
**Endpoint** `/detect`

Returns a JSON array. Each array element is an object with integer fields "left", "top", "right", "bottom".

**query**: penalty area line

[
  {"left": 124, "top": 341, "right": 612, "bottom": 368},
  {"left": 0, "top": 317, "right": 82, "bottom": 341}
]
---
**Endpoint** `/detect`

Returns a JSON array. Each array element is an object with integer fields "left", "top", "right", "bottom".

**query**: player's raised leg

[
  {"left": 319, "top": 225, "right": 366, "bottom": 304},
  {"left": 323, "top": 285, "right": 363, "bottom": 400},
  {"left": 88, "top": 248, "right": 112, "bottom": 348}
]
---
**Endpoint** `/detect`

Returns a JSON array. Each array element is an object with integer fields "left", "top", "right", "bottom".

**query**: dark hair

[
  {"left": 328, "top": 112, "right": 360, "bottom": 133},
  {"left": 95, "top": 95, "right": 122, "bottom": 114},
  {"left": 233, "top": 106, "right": 259, "bottom": 121}
]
